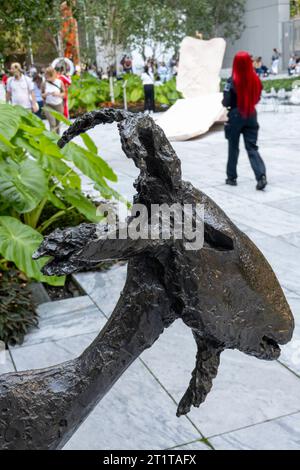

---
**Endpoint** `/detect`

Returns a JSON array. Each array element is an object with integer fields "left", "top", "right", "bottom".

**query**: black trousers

[
  {"left": 144, "top": 84, "right": 155, "bottom": 112},
  {"left": 225, "top": 109, "right": 266, "bottom": 181}
]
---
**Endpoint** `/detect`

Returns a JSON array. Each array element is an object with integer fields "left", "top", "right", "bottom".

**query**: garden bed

[
  {"left": 68, "top": 73, "right": 181, "bottom": 117},
  {"left": 0, "top": 103, "right": 123, "bottom": 346}
]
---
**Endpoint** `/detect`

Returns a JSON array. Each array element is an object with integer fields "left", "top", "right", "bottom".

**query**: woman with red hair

[{"left": 222, "top": 51, "right": 267, "bottom": 190}]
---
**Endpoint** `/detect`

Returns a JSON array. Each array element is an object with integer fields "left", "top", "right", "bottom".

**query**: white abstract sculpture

[{"left": 157, "top": 37, "right": 227, "bottom": 141}]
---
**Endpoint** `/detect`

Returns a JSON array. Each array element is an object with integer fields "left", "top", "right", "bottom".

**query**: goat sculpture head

[{"left": 0, "top": 109, "right": 294, "bottom": 449}]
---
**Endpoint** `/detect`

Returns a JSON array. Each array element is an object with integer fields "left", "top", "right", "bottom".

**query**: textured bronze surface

[{"left": 0, "top": 109, "right": 294, "bottom": 449}]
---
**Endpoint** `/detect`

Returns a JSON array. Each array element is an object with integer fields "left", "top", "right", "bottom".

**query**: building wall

[{"left": 223, "top": 0, "right": 290, "bottom": 70}]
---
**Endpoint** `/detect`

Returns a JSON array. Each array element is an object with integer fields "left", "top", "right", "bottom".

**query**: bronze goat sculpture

[{"left": 0, "top": 109, "right": 294, "bottom": 449}]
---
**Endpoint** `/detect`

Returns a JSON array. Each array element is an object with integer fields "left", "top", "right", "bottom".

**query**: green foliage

[
  {"left": 0, "top": 103, "right": 119, "bottom": 285},
  {"left": 0, "top": 0, "right": 63, "bottom": 57},
  {"left": 0, "top": 216, "right": 61, "bottom": 285},
  {"left": 69, "top": 73, "right": 182, "bottom": 112},
  {"left": 127, "top": 0, "right": 184, "bottom": 59},
  {"left": 155, "top": 77, "right": 183, "bottom": 105},
  {"left": 291, "top": 0, "right": 300, "bottom": 17},
  {"left": 261, "top": 77, "right": 297, "bottom": 93},
  {"left": 175, "top": 0, "right": 246, "bottom": 40},
  {"left": 69, "top": 74, "right": 110, "bottom": 112},
  {"left": 221, "top": 76, "right": 297, "bottom": 94},
  {"left": 0, "top": 269, "right": 38, "bottom": 345},
  {"left": 84, "top": 0, "right": 246, "bottom": 66}
]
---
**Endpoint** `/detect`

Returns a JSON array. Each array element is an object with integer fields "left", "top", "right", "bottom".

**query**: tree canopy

[
  {"left": 85, "top": 0, "right": 246, "bottom": 62},
  {"left": 290, "top": 0, "right": 300, "bottom": 17},
  {"left": 0, "top": 0, "right": 247, "bottom": 63}
]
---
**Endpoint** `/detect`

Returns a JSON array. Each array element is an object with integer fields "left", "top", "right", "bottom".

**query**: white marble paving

[
  {"left": 279, "top": 231, "right": 300, "bottom": 250},
  {"left": 170, "top": 440, "right": 211, "bottom": 451},
  {"left": 63, "top": 361, "right": 202, "bottom": 450},
  {"left": 269, "top": 197, "right": 300, "bottom": 217},
  {"left": 199, "top": 187, "right": 300, "bottom": 236},
  {"left": 210, "top": 412, "right": 300, "bottom": 450},
  {"left": 0, "top": 350, "right": 15, "bottom": 374},
  {"left": 12, "top": 341, "right": 74, "bottom": 371},
  {"left": 74, "top": 264, "right": 128, "bottom": 317},
  {"left": 10, "top": 296, "right": 105, "bottom": 348},
  {"left": 141, "top": 320, "right": 300, "bottom": 438}
]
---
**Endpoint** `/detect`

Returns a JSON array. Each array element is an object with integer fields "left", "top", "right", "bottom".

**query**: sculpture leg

[
  {"left": 176, "top": 332, "right": 224, "bottom": 417},
  {"left": 0, "top": 260, "right": 173, "bottom": 450}
]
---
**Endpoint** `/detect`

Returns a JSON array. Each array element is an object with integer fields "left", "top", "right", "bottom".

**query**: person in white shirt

[
  {"left": 42, "top": 66, "right": 65, "bottom": 134},
  {"left": 141, "top": 65, "right": 155, "bottom": 113},
  {"left": 6, "top": 62, "right": 38, "bottom": 112}
]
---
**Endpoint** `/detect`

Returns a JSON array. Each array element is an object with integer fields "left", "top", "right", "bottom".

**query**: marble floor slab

[
  {"left": 210, "top": 412, "right": 300, "bottom": 450},
  {"left": 74, "top": 264, "right": 128, "bottom": 318},
  {"left": 11, "top": 340, "right": 74, "bottom": 371},
  {"left": 269, "top": 196, "right": 300, "bottom": 217},
  {"left": 63, "top": 361, "right": 204, "bottom": 450},
  {"left": 0, "top": 349, "right": 16, "bottom": 374},
  {"left": 141, "top": 321, "right": 300, "bottom": 438},
  {"left": 170, "top": 440, "right": 211, "bottom": 451},
  {"left": 10, "top": 296, "right": 105, "bottom": 348},
  {"left": 200, "top": 187, "right": 300, "bottom": 237},
  {"left": 279, "top": 231, "right": 300, "bottom": 250}
]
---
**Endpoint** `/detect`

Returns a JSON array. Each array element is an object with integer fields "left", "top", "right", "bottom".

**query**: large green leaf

[
  {"left": 14, "top": 105, "right": 45, "bottom": 129},
  {"left": 19, "top": 122, "right": 44, "bottom": 136},
  {"left": 0, "top": 133, "right": 16, "bottom": 150},
  {"left": 47, "top": 190, "right": 66, "bottom": 210},
  {"left": 128, "top": 88, "right": 143, "bottom": 103},
  {"left": 61, "top": 142, "right": 117, "bottom": 183},
  {"left": 0, "top": 159, "right": 47, "bottom": 213},
  {"left": 0, "top": 103, "right": 21, "bottom": 140},
  {"left": 63, "top": 188, "right": 102, "bottom": 223},
  {"left": 38, "top": 152, "right": 72, "bottom": 176},
  {"left": 47, "top": 108, "right": 99, "bottom": 154},
  {"left": 46, "top": 108, "right": 71, "bottom": 126},
  {"left": 12, "top": 134, "right": 42, "bottom": 159},
  {"left": 80, "top": 133, "right": 98, "bottom": 154},
  {"left": 0, "top": 216, "right": 65, "bottom": 286}
]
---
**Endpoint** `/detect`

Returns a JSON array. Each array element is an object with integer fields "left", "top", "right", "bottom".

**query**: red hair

[{"left": 232, "top": 51, "right": 262, "bottom": 118}]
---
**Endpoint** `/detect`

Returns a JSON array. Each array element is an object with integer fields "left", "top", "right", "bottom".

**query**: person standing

[
  {"left": 55, "top": 65, "right": 72, "bottom": 118},
  {"left": 42, "top": 67, "right": 65, "bottom": 134},
  {"left": 6, "top": 62, "right": 38, "bottom": 112},
  {"left": 141, "top": 65, "right": 155, "bottom": 114},
  {"left": 158, "top": 62, "right": 168, "bottom": 83},
  {"left": 32, "top": 73, "right": 44, "bottom": 119},
  {"left": 271, "top": 48, "right": 281, "bottom": 75},
  {"left": 222, "top": 51, "right": 267, "bottom": 191}
]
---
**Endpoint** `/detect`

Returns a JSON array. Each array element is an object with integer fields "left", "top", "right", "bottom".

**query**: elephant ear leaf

[
  {"left": 0, "top": 216, "right": 65, "bottom": 286},
  {"left": 0, "top": 159, "right": 47, "bottom": 213},
  {"left": 48, "top": 108, "right": 99, "bottom": 157},
  {"left": 0, "top": 103, "right": 21, "bottom": 140},
  {"left": 63, "top": 188, "right": 103, "bottom": 223}
]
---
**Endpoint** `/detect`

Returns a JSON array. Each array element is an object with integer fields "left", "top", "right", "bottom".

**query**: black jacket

[{"left": 222, "top": 78, "right": 237, "bottom": 110}]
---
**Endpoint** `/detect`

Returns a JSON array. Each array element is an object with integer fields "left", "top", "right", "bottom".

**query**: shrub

[
  {"left": 0, "top": 269, "right": 37, "bottom": 345},
  {"left": 68, "top": 73, "right": 183, "bottom": 113},
  {"left": 0, "top": 104, "right": 119, "bottom": 285}
]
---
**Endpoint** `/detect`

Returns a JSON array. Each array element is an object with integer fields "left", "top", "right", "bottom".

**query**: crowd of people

[
  {"left": 0, "top": 53, "right": 180, "bottom": 127},
  {"left": 252, "top": 48, "right": 300, "bottom": 78},
  {"left": 2, "top": 44, "right": 298, "bottom": 142},
  {"left": 1, "top": 61, "right": 72, "bottom": 135}
]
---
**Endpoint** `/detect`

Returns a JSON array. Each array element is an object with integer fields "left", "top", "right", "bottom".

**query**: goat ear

[{"left": 204, "top": 223, "right": 234, "bottom": 251}]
